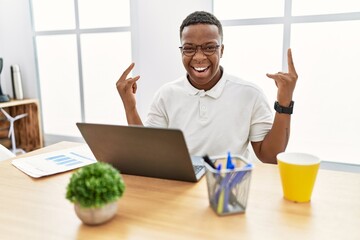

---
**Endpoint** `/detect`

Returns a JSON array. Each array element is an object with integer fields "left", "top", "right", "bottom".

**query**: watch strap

[{"left": 274, "top": 101, "right": 294, "bottom": 114}]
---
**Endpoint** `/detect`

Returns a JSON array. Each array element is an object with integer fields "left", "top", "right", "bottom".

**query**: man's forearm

[
  {"left": 255, "top": 113, "right": 291, "bottom": 164},
  {"left": 125, "top": 107, "right": 143, "bottom": 126}
]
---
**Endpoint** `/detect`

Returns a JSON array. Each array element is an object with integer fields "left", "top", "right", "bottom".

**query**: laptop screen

[{"left": 76, "top": 123, "right": 205, "bottom": 182}]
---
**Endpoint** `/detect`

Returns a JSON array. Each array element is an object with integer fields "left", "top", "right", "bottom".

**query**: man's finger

[
  {"left": 116, "top": 75, "right": 140, "bottom": 88},
  {"left": 129, "top": 75, "right": 140, "bottom": 83},
  {"left": 120, "top": 63, "right": 135, "bottom": 80},
  {"left": 266, "top": 73, "right": 280, "bottom": 79},
  {"left": 287, "top": 49, "right": 297, "bottom": 75},
  {"left": 133, "top": 82, "right": 137, "bottom": 94}
]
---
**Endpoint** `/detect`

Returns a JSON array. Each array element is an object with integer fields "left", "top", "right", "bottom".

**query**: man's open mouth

[{"left": 193, "top": 66, "right": 209, "bottom": 73}]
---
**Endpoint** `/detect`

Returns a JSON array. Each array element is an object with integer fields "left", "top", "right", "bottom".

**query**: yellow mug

[{"left": 277, "top": 152, "right": 320, "bottom": 203}]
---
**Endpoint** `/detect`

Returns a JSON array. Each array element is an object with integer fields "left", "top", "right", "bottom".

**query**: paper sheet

[{"left": 12, "top": 145, "right": 97, "bottom": 178}]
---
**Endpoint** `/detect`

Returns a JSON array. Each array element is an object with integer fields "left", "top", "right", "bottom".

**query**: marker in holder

[{"left": 204, "top": 155, "right": 253, "bottom": 216}]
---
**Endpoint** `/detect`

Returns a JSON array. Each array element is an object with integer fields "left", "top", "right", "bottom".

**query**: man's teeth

[{"left": 194, "top": 67, "right": 207, "bottom": 72}]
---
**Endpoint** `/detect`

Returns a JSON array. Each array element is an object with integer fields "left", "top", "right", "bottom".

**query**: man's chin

[
  {"left": 189, "top": 69, "right": 211, "bottom": 80},
  {"left": 188, "top": 77, "right": 211, "bottom": 89}
]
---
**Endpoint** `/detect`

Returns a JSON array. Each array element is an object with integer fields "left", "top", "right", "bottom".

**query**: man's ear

[{"left": 220, "top": 44, "right": 224, "bottom": 58}]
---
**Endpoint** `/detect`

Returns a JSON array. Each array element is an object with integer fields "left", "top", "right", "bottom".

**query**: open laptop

[{"left": 76, "top": 123, "right": 205, "bottom": 182}]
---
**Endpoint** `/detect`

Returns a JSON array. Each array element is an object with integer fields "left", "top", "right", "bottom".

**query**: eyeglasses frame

[{"left": 179, "top": 44, "right": 220, "bottom": 57}]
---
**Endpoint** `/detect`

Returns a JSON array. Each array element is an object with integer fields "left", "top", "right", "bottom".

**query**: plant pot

[{"left": 74, "top": 201, "right": 118, "bottom": 225}]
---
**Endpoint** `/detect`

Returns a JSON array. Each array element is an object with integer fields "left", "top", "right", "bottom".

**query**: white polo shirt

[{"left": 145, "top": 70, "right": 273, "bottom": 158}]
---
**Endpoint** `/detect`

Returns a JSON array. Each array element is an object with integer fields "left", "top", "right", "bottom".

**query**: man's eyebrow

[{"left": 182, "top": 41, "right": 218, "bottom": 46}]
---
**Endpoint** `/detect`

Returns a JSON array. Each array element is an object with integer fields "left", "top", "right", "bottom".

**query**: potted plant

[{"left": 66, "top": 162, "right": 126, "bottom": 225}]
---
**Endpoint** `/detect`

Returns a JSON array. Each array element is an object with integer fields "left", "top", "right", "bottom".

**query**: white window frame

[
  {"left": 29, "top": 0, "right": 132, "bottom": 145},
  {"left": 213, "top": 0, "right": 360, "bottom": 165}
]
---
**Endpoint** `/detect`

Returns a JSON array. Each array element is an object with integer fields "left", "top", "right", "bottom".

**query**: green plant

[{"left": 66, "top": 162, "right": 125, "bottom": 208}]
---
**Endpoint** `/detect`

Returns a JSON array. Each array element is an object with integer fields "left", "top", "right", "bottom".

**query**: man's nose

[{"left": 193, "top": 46, "right": 207, "bottom": 59}]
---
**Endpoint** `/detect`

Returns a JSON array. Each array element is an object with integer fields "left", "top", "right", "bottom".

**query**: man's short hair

[{"left": 180, "top": 11, "right": 223, "bottom": 42}]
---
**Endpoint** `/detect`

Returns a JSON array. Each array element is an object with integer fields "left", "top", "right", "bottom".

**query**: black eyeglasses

[{"left": 179, "top": 44, "right": 220, "bottom": 57}]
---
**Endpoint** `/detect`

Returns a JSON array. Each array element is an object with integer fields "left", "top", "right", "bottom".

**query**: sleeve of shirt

[
  {"left": 144, "top": 90, "right": 169, "bottom": 128},
  {"left": 249, "top": 91, "right": 273, "bottom": 142}
]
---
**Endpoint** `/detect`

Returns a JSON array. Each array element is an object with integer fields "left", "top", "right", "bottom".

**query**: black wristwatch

[{"left": 274, "top": 101, "right": 294, "bottom": 114}]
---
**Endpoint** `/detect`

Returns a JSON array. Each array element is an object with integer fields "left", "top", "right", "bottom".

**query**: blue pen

[
  {"left": 216, "top": 163, "right": 222, "bottom": 171},
  {"left": 222, "top": 176, "right": 232, "bottom": 213},
  {"left": 217, "top": 170, "right": 233, "bottom": 214},
  {"left": 226, "top": 151, "right": 235, "bottom": 169},
  {"left": 223, "top": 161, "right": 252, "bottom": 213},
  {"left": 229, "top": 163, "right": 252, "bottom": 188},
  {"left": 228, "top": 163, "right": 253, "bottom": 207},
  {"left": 216, "top": 153, "right": 235, "bottom": 213}
]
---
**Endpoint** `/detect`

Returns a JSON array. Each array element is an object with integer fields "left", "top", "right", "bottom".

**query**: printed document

[{"left": 12, "top": 145, "right": 97, "bottom": 178}]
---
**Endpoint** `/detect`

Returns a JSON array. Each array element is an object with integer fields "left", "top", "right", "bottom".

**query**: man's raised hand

[
  {"left": 116, "top": 63, "right": 140, "bottom": 110},
  {"left": 266, "top": 48, "right": 298, "bottom": 106}
]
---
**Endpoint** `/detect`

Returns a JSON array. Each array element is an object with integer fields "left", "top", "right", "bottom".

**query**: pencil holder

[{"left": 204, "top": 156, "right": 253, "bottom": 216}]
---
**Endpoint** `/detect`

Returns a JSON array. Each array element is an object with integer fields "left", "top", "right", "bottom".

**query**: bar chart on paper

[
  {"left": 46, "top": 153, "right": 94, "bottom": 167},
  {"left": 11, "top": 145, "right": 97, "bottom": 178}
]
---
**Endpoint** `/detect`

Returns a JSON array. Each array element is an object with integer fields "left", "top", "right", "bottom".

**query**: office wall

[
  {"left": 0, "top": 0, "right": 211, "bottom": 120},
  {"left": 131, "top": 0, "right": 212, "bottom": 118},
  {"left": 0, "top": 0, "right": 38, "bottom": 99}
]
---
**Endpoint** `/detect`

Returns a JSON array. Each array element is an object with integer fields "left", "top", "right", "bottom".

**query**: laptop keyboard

[{"left": 193, "top": 165, "right": 204, "bottom": 174}]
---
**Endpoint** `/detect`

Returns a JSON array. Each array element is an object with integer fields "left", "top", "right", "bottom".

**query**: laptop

[{"left": 76, "top": 123, "right": 205, "bottom": 182}]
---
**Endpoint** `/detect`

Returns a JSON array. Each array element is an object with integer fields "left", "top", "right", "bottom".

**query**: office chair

[
  {"left": 0, "top": 143, "right": 15, "bottom": 161},
  {"left": 0, "top": 108, "right": 27, "bottom": 155}
]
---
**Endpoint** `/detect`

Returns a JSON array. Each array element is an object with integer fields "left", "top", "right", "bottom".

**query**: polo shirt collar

[{"left": 183, "top": 66, "right": 227, "bottom": 99}]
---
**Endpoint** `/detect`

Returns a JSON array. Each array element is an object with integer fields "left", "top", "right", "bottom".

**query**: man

[{"left": 116, "top": 11, "right": 297, "bottom": 164}]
